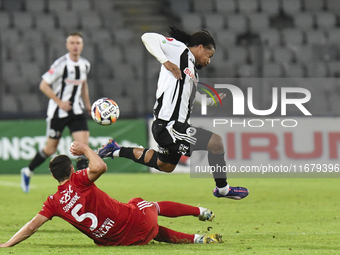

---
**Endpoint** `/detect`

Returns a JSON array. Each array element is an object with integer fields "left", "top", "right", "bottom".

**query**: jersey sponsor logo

[
  {"left": 48, "top": 68, "right": 54, "bottom": 74},
  {"left": 92, "top": 218, "right": 115, "bottom": 238},
  {"left": 184, "top": 67, "right": 195, "bottom": 80},
  {"left": 64, "top": 79, "right": 84, "bottom": 85},
  {"left": 165, "top": 37, "right": 174, "bottom": 41}
]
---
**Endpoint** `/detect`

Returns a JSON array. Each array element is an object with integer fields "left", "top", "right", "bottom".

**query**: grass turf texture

[{"left": 0, "top": 174, "right": 339, "bottom": 255}]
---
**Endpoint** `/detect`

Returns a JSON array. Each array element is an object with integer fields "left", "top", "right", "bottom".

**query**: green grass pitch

[{"left": 0, "top": 173, "right": 339, "bottom": 254}]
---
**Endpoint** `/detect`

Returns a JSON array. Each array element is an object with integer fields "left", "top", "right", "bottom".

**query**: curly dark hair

[{"left": 168, "top": 26, "right": 216, "bottom": 50}]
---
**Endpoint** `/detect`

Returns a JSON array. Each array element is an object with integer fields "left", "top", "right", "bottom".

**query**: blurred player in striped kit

[{"left": 20, "top": 32, "right": 92, "bottom": 193}]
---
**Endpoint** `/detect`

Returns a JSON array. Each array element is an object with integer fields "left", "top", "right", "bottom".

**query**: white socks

[
  {"left": 113, "top": 150, "right": 120, "bottom": 157},
  {"left": 198, "top": 207, "right": 206, "bottom": 216},
  {"left": 217, "top": 184, "right": 230, "bottom": 195},
  {"left": 22, "top": 167, "right": 33, "bottom": 177},
  {"left": 194, "top": 234, "right": 202, "bottom": 243}
]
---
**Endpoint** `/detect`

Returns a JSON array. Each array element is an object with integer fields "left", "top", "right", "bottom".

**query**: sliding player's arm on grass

[{"left": 0, "top": 214, "right": 49, "bottom": 248}]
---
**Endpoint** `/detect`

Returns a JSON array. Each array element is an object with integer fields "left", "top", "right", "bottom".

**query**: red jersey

[{"left": 39, "top": 169, "right": 159, "bottom": 246}]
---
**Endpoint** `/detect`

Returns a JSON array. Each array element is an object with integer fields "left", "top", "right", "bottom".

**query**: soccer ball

[{"left": 91, "top": 97, "right": 120, "bottom": 126}]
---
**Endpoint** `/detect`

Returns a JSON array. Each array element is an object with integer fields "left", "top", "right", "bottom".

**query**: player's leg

[
  {"left": 21, "top": 117, "right": 64, "bottom": 193},
  {"left": 97, "top": 141, "right": 179, "bottom": 172},
  {"left": 119, "top": 147, "right": 178, "bottom": 172},
  {"left": 154, "top": 226, "right": 222, "bottom": 244},
  {"left": 154, "top": 226, "right": 194, "bottom": 243},
  {"left": 21, "top": 137, "right": 59, "bottom": 193},
  {"left": 205, "top": 132, "right": 249, "bottom": 200},
  {"left": 69, "top": 114, "right": 90, "bottom": 170},
  {"left": 97, "top": 119, "right": 182, "bottom": 172},
  {"left": 153, "top": 201, "right": 215, "bottom": 221},
  {"left": 32, "top": 138, "right": 60, "bottom": 168}
]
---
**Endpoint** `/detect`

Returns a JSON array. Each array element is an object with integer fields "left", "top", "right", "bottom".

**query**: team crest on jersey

[{"left": 186, "top": 127, "right": 197, "bottom": 136}]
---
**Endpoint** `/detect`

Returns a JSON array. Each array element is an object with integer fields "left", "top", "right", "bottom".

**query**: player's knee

[
  {"left": 208, "top": 133, "right": 224, "bottom": 154},
  {"left": 144, "top": 149, "right": 155, "bottom": 163},
  {"left": 43, "top": 147, "right": 56, "bottom": 156}
]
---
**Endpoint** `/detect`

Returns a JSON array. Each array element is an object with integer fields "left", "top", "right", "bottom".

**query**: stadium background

[{"left": 0, "top": 0, "right": 339, "bottom": 172}]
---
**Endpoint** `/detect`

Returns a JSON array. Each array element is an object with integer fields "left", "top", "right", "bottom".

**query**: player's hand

[
  {"left": 163, "top": 61, "right": 182, "bottom": 80},
  {"left": 70, "top": 141, "right": 86, "bottom": 156},
  {"left": 58, "top": 101, "right": 72, "bottom": 111},
  {"left": 85, "top": 106, "right": 91, "bottom": 116},
  {"left": 216, "top": 93, "right": 226, "bottom": 101}
]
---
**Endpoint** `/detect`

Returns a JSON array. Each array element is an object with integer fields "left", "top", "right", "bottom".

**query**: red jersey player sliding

[{"left": 0, "top": 141, "right": 222, "bottom": 247}]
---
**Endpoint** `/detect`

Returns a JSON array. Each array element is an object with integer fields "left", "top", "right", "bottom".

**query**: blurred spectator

[
  {"left": 236, "top": 29, "right": 260, "bottom": 46},
  {"left": 270, "top": 9, "right": 294, "bottom": 30},
  {"left": 236, "top": 19, "right": 260, "bottom": 46},
  {"left": 1, "top": 0, "right": 23, "bottom": 11}
]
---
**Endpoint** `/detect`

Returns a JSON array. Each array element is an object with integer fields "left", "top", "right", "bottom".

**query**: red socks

[
  {"left": 155, "top": 201, "right": 200, "bottom": 217},
  {"left": 154, "top": 226, "right": 195, "bottom": 244}
]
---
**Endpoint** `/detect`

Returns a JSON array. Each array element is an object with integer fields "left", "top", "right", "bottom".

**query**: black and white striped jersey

[
  {"left": 42, "top": 53, "right": 90, "bottom": 119},
  {"left": 142, "top": 33, "right": 198, "bottom": 124}
]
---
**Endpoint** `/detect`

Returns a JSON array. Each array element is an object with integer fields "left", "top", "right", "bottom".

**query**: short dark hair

[
  {"left": 168, "top": 26, "right": 216, "bottom": 50},
  {"left": 67, "top": 31, "right": 83, "bottom": 39},
  {"left": 49, "top": 155, "right": 73, "bottom": 182}
]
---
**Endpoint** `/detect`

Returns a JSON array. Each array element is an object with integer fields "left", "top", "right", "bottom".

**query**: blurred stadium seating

[{"left": 0, "top": 0, "right": 340, "bottom": 117}]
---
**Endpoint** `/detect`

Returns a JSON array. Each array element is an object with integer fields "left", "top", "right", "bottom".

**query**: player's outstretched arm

[
  {"left": 70, "top": 141, "right": 107, "bottom": 182},
  {"left": 0, "top": 214, "right": 49, "bottom": 248}
]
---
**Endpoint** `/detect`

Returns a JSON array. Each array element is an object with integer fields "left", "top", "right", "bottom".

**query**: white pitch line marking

[{"left": 0, "top": 181, "right": 36, "bottom": 189}]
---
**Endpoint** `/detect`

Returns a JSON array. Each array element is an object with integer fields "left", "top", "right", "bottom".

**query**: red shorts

[{"left": 121, "top": 197, "right": 159, "bottom": 245}]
